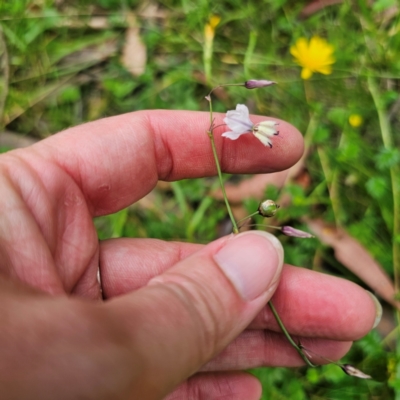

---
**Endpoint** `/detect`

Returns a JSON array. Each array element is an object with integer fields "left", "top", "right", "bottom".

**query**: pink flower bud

[
  {"left": 244, "top": 80, "right": 276, "bottom": 89},
  {"left": 340, "top": 364, "right": 371, "bottom": 379},
  {"left": 282, "top": 226, "right": 314, "bottom": 238}
]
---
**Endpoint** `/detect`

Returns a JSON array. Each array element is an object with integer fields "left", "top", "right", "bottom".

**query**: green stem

[
  {"left": 367, "top": 76, "right": 400, "bottom": 398},
  {"left": 367, "top": 77, "right": 400, "bottom": 293},
  {"left": 236, "top": 211, "right": 259, "bottom": 225},
  {"left": 268, "top": 301, "right": 315, "bottom": 367},
  {"left": 206, "top": 83, "right": 245, "bottom": 100},
  {"left": 206, "top": 83, "right": 314, "bottom": 368},
  {"left": 208, "top": 131, "right": 239, "bottom": 233},
  {"left": 205, "top": 82, "right": 258, "bottom": 233},
  {"left": 244, "top": 31, "right": 257, "bottom": 78},
  {"left": 318, "top": 147, "right": 342, "bottom": 226},
  {"left": 207, "top": 96, "right": 239, "bottom": 233}
]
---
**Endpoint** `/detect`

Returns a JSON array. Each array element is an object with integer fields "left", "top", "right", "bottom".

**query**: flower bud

[
  {"left": 340, "top": 364, "right": 371, "bottom": 379},
  {"left": 282, "top": 226, "right": 314, "bottom": 238},
  {"left": 244, "top": 80, "right": 276, "bottom": 89},
  {"left": 258, "top": 200, "right": 280, "bottom": 217}
]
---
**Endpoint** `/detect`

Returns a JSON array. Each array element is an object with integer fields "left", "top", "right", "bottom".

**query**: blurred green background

[{"left": 0, "top": 0, "right": 399, "bottom": 398}]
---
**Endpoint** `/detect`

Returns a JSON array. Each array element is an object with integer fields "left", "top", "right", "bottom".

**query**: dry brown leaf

[
  {"left": 121, "top": 13, "right": 147, "bottom": 77},
  {"left": 60, "top": 16, "right": 110, "bottom": 30},
  {"left": 60, "top": 39, "right": 118, "bottom": 67},
  {"left": 212, "top": 157, "right": 306, "bottom": 203},
  {"left": 213, "top": 171, "right": 290, "bottom": 203},
  {"left": 300, "top": 0, "right": 343, "bottom": 18},
  {"left": 59, "top": 3, "right": 165, "bottom": 30},
  {"left": 306, "top": 218, "right": 399, "bottom": 308},
  {"left": 137, "top": 2, "right": 166, "bottom": 20}
]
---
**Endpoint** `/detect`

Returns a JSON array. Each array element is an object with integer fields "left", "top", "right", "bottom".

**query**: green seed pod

[{"left": 258, "top": 199, "right": 280, "bottom": 217}]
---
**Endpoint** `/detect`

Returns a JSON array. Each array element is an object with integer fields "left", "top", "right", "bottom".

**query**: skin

[{"left": 0, "top": 110, "right": 377, "bottom": 400}]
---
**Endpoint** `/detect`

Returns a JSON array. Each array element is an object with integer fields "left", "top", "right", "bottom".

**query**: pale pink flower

[{"left": 222, "top": 104, "right": 278, "bottom": 147}]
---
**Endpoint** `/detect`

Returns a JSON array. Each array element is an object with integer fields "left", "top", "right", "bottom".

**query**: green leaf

[
  {"left": 313, "top": 125, "right": 330, "bottom": 144},
  {"left": 372, "top": 0, "right": 397, "bottom": 12},
  {"left": 365, "top": 176, "right": 388, "bottom": 200},
  {"left": 327, "top": 107, "right": 347, "bottom": 127},
  {"left": 375, "top": 147, "right": 400, "bottom": 171}
]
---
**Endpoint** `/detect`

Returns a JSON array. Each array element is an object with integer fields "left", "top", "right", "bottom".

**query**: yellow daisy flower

[{"left": 290, "top": 36, "right": 335, "bottom": 80}]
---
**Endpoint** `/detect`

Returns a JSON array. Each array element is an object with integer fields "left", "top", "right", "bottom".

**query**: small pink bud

[
  {"left": 282, "top": 226, "right": 314, "bottom": 238},
  {"left": 244, "top": 80, "right": 276, "bottom": 89},
  {"left": 340, "top": 364, "right": 372, "bottom": 379}
]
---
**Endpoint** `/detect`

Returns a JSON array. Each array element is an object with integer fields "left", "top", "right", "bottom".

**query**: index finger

[{"left": 32, "top": 110, "right": 304, "bottom": 216}]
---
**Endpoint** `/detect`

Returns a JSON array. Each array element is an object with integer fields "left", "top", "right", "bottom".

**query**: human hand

[{"left": 0, "top": 110, "right": 380, "bottom": 399}]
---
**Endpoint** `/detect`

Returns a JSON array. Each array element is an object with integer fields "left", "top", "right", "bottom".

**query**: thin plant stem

[
  {"left": 186, "top": 179, "right": 220, "bottom": 241},
  {"left": 244, "top": 31, "right": 257, "bottom": 78},
  {"left": 367, "top": 76, "right": 400, "bottom": 293},
  {"left": 206, "top": 83, "right": 315, "bottom": 367},
  {"left": 237, "top": 223, "right": 284, "bottom": 232},
  {"left": 206, "top": 83, "right": 246, "bottom": 99},
  {"left": 318, "top": 147, "right": 342, "bottom": 226},
  {"left": 329, "top": 131, "right": 347, "bottom": 227},
  {"left": 236, "top": 211, "right": 259, "bottom": 225},
  {"left": 368, "top": 76, "right": 400, "bottom": 398},
  {"left": 207, "top": 96, "right": 239, "bottom": 233},
  {"left": 268, "top": 302, "right": 315, "bottom": 367}
]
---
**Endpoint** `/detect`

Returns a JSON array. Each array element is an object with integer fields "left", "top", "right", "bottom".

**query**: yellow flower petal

[
  {"left": 317, "top": 65, "right": 332, "bottom": 75},
  {"left": 301, "top": 68, "right": 313, "bottom": 80},
  {"left": 209, "top": 15, "right": 221, "bottom": 29},
  {"left": 291, "top": 36, "right": 335, "bottom": 80},
  {"left": 349, "top": 114, "right": 363, "bottom": 127},
  {"left": 290, "top": 38, "right": 308, "bottom": 59}
]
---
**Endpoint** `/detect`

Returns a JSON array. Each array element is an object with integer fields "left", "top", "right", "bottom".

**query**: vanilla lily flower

[{"left": 222, "top": 104, "right": 278, "bottom": 147}]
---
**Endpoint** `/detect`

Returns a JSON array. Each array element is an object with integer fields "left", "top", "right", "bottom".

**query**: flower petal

[
  {"left": 290, "top": 38, "right": 309, "bottom": 60},
  {"left": 291, "top": 36, "right": 335, "bottom": 79},
  {"left": 301, "top": 67, "right": 313, "bottom": 80},
  {"left": 252, "top": 120, "right": 278, "bottom": 147},
  {"left": 317, "top": 65, "right": 332, "bottom": 75},
  {"left": 257, "top": 120, "right": 278, "bottom": 135},
  {"left": 244, "top": 79, "right": 276, "bottom": 89},
  {"left": 221, "top": 131, "right": 248, "bottom": 140},
  {"left": 253, "top": 132, "right": 273, "bottom": 147},
  {"left": 223, "top": 104, "right": 254, "bottom": 134}
]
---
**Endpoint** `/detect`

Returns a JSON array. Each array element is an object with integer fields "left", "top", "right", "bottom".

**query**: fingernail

[
  {"left": 213, "top": 231, "right": 284, "bottom": 301},
  {"left": 366, "top": 291, "right": 382, "bottom": 328}
]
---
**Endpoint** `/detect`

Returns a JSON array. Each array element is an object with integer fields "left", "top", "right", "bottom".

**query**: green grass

[{"left": 1, "top": 0, "right": 399, "bottom": 398}]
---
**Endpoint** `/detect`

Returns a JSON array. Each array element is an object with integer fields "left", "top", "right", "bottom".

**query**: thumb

[{"left": 107, "top": 231, "right": 284, "bottom": 399}]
